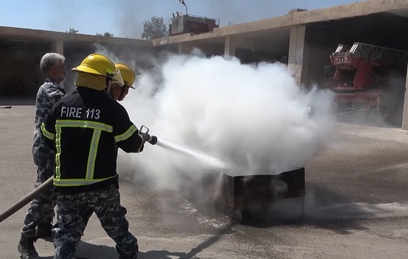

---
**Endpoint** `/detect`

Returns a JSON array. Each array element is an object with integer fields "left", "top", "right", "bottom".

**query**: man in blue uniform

[
  {"left": 18, "top": 52, "right": 66, "bottom": 259},
  {"left": 41, "top": 53, "right": 153, "bottom": 259}
]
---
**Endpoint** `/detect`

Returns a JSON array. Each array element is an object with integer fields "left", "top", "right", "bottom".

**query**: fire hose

[
  {"left": 0, "top": 126, "right": 157, "bottom": 224},
  {"left": 0, "top": 176, "right": 53, "bottom": 223}
]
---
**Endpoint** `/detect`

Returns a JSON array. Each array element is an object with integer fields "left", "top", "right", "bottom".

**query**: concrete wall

[{"left": 0, "top": 43, "right": 51, "bottom": 97}]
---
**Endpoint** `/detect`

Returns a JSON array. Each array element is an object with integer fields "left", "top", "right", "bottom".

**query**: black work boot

[
  {"left": 118, "top": 244, "right": 139, "bottom": 259},
  {"left": 36, "top": 221, "right": 53, "bottom": 238},
  {"left": 17, "top": 236, "right": 39, "bottom": 259}
]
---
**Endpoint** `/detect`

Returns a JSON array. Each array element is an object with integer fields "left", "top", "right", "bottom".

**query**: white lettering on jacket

[{"left": 60, "top": 106, "right": 83, "bottom": 118}]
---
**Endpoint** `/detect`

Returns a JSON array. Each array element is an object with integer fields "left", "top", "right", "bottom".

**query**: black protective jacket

[{"left": 42, "top": 87, "right": 144, "bottom": 194}]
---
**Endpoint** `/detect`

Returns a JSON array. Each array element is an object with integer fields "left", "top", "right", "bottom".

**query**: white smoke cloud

[{"left": 118, "top": 50, "right": 335, "bottom": 190}]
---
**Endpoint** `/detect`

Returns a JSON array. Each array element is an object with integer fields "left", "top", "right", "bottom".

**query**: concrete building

[
  {"left": 0, "top": 26, "right": 152, "bottom": 97},
  {"left": 0, "top": 0, "right": 407, "bottom": 126}
]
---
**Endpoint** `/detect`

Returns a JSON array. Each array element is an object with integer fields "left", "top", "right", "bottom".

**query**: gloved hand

[{"left": 139, "top": 132, "right": 150, "bottom": 142}]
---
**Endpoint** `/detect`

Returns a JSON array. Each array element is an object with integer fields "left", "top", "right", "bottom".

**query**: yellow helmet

[
  {"left": 72, "top": 53, "right": 124, "bottom": 86},
  {"left": 115, "top": 63, "right": 135, "bottom": 89}
]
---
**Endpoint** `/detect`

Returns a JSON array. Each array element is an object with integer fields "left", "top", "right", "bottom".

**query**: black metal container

[{"left": 202, "top": 167, "right": 305, "bottom": 222}]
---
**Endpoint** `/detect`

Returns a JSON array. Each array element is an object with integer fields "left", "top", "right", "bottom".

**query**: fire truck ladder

[{"left": 348, "top": 42, "right": 408, "bottom": 63}]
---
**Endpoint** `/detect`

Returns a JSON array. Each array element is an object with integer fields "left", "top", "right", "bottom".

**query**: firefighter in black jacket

[{"left": 41, "top": 53, "right": 150, "bottom": 259}]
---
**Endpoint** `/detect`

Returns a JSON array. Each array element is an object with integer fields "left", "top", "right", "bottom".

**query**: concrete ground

[{"left": 2, "top": 105, "right": 408, "bottom": 259}]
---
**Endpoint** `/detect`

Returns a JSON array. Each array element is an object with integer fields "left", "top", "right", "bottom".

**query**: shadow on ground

[
  {"left": 37, "top": 241, "right": 117, "bottom": 259},
  {"left": 141, "top": 223, "right": 234, "bottom": 259},
  {"left": 233, "top": 182, "right": 376, "bottom": 234},
  {"left": 37, "top": 224, "right": 234, "bottom": 259}
]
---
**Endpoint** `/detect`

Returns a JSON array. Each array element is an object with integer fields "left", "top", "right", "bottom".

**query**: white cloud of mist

[{"left": 115, "top": 50, "right": 335, "bottom": 191}]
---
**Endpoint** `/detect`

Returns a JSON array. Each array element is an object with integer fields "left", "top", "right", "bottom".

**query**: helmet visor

[{"left": 108, "top": 69, "right": 124, "bottom": 87}]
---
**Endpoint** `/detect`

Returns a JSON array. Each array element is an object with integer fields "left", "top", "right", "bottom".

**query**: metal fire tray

[{"left": 202, "top": 167, "right": 305, "bottom": 221}]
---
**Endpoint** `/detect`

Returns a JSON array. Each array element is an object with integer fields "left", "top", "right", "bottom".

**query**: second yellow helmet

[{"left": 115, "top": 63, "right": 135, "bottom": 89}]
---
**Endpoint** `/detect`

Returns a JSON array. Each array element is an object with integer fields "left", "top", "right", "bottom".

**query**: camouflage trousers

[
  {"left": 53, "top": 185, "right": 138, "bottom": 259},
  {"left": 21, "top": 160, "right": 55, "bottom": 238}
]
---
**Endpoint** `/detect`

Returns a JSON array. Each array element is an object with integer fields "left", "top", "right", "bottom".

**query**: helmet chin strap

[{"left": 106, "top": 77, "right": 112, "bottom": 92}]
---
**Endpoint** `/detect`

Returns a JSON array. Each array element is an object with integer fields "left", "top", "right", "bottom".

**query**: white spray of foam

[
  {"left": 156, "top": 139, "right": 228, "bottom": 170},
  {"left": 118, "top": 50, "right": 335, "bottom": 190}
]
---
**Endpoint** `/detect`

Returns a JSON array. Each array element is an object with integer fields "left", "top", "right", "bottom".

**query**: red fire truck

[{"left": 324, "top": 42, "right": 408, "bottom": 123}]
